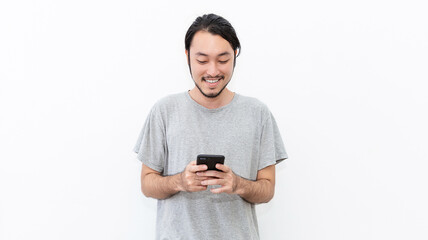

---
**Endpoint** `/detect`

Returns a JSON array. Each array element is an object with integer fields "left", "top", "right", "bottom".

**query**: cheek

[
  {"left": 220, "top": 64, "right": 233, "bottom": 75},
  {"left": 190, "top": 64, "right": 204, "bottom": 77},
  {"left": 194, "top": 68, "right": 206, "bottom": 78}
]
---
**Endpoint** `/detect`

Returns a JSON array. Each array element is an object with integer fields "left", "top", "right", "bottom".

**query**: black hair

[{"left": 185, "top": 13, "right": 241, "bottom": 68}]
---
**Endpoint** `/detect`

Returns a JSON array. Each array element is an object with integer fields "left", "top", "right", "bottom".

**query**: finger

[
  {"left": 202, "top": 170, "right": 224, "bottom": 178},
  {"left": 190, "top": 186, "right": 208, "bottom": 192},
  {"left": 194, "top": 176, "right": 206, "bottom": 182},
  {"left": 210, "top": 186, "right": 227, "bottom": 194},
  {"left": 195, "top": 176, "right": 216, "bottom": 181},
  {"left": 195, "top": 180, "right": 206, "bottom": 186},
  {"left": 189, "top": 164, "right": 208, "bottom": 173},
  {"left": 196, "top": 171, "right": 217, "bottom": 177},
  {"left": 215, "top": 163, "right": 229, "bottom": 172},
  {"left": 201, "top": 179, "right": 225, "bottom": 186}
]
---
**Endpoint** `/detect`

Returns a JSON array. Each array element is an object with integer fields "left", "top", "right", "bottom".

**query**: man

[{"left": 134, "top": 13, "right": 288, "bottom": 240}]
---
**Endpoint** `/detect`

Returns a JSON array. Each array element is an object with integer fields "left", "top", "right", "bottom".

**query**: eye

[
  {"left": 197, "top": 60, "right": 207, "bottom": 64},
  {"left": 219, "top": 60, "right": 229, "bottom": 64}
]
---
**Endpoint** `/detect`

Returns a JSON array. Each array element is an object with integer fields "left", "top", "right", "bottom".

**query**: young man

[{"left": 134, "top": 13, "right": 288, "bottom": 239}]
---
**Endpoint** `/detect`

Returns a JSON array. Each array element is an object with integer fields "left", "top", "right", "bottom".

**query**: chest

[{"left": 162, "top": 109, "right": 262, "bottom": 179}]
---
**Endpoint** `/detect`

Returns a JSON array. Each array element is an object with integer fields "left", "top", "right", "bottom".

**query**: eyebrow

[{"left": 195, "top": 51, "right": 231, "bottom": 57}]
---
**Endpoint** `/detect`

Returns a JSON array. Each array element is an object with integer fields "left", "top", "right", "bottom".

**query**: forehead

[{"left": 190, "top": 31, "right": 233, "bottom": 56}]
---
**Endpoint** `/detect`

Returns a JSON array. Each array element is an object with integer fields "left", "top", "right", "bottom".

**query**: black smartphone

[{"left": 196, "top": 154, "right": 225, "bottom": 171}]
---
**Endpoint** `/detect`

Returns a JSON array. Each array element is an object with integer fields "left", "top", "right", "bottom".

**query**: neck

[{"left": 188, "top": 88, "right": 235, "bottom": 109}]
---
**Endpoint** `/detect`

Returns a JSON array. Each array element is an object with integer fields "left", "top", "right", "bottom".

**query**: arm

[
  {"left": 197, "top": 164, "right": 276, "bottom": 204},
  {"left": 235, "top": 165, "right": 275, "bottom": 203},
  {"left": 140, "top": 161, "right": 211, "bottom": 200},
  {"left": 140, "top": 164, "right": 181, "bottom": 199}
]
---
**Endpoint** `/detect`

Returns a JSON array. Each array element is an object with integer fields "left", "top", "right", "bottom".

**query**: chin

[
  {"left": 196, "top": 85, "right": 224, "bottom": 98},
  {"left": 204, "top": 92, "right": 222, "bottom": 98},
  {"left": 194, "top": 78, "right": 230, "bottom": 99}
]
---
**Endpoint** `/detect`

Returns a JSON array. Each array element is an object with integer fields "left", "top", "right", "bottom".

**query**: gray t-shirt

[{"left": 134, "top": 91, "right": 288, "bottom": 240}]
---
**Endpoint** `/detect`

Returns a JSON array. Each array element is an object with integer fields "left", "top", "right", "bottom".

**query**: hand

[
  {"left": 178, "top": 161, "right": 215, "bottom": 192},
  {"left": 196, "top": 164, "right": 240, "bottom": 194}
]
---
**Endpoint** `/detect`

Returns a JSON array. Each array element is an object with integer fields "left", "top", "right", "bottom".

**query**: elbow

[
  {"left": 265, "top": 190, "right": 275, "bottom": 203},
  {"left": 140, "top": 175, "right": 152, "bottom": 198},
  {"left": 141, "top": 185, "right": 169, "bottom": 200},
  {"left": 141, "top": 185, "right": 150, "bottom": 198},
  {"left": 261, "top": 184, "right": 275, "bottom": 204},
  {"left": 258, "top": 191, "right": 274, "bottom": 204},
  {"left": 250, "top": 186, "right": 275, "bottom": 204},
  {"left": 140, "top": 182, "right": 150, "bottom": 197},
  {"left": 141, "top": 183, "right": 159, "bottom": 199}
]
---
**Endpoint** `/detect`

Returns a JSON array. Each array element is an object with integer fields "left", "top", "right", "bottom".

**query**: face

[{"left": 187, "top": 31, "right": 235, "bottom": 98}]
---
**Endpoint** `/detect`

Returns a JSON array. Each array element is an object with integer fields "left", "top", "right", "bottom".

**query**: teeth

[{"left": 206, "top": 79, "right": 219, "bottom": 83}]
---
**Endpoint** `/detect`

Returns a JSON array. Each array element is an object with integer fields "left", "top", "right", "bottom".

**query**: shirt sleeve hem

[
  {"left": 258, "top": 155, "right": 288, "bottom": 171},
  {"left": 136, "top": 156, "right": 164, "bottom": 173}
]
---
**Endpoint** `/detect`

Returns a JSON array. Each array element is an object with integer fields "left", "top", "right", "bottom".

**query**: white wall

[{"left": 1, "top": 0, "right": 427, "bottom": 239}]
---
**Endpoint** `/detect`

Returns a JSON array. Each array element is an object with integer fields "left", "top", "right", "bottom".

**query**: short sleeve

[
  {"left": 258, "top": 111, "right": 288, "bottom": 170},
  {"left": 133, "top": 105, "right": 166, "bottom": 173}
]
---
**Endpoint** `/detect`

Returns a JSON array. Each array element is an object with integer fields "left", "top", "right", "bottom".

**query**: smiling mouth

[
  {"left": 206, "top": 79, "right": 219, "bottom": 83},
  {"left": 203, "top": 76, "right": 224, "bottom": 83}
]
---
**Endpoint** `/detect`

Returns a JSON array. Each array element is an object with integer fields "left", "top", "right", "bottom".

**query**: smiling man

[
  {"left": 134, "top": 13, "right": 288, "bottom": 240},
  {"left": 188, "top": 31, "right": 233, "bottom": 99}
]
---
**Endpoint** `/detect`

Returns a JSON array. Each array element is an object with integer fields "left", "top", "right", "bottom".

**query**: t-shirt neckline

[{"left": 184, "top": 91, "right": 239, "bottom": 113}]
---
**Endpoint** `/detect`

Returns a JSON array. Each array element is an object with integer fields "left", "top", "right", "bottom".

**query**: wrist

[
  {"left": 175, "top": 172, "right": 185, "bottom": 192},
  {"left": 234, "top": 174, "right": 245, "bottom": 196}
]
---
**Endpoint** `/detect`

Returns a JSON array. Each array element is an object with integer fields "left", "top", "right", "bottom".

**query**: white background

[{"left": 1, "top": 0, "right": 427, "bottom": 239}]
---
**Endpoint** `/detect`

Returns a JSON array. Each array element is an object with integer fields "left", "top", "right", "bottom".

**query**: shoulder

[
  {"left": 151, "top": 92, "right": 187, "bottom": 112},
  {"left": 234, "top": 93, "right": 273, "bottom": 124},
  {"left": 235, "top": 93, "right": 271, "bottom": 114}
]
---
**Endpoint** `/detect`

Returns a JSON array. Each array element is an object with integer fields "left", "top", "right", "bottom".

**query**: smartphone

[{"left": 196, "top": 154, "right": 225, "bottom": 171}]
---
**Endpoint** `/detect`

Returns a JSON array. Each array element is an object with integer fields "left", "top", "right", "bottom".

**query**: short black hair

[{"left": 185, "top": 14, "right": 241, "bottom": 67}]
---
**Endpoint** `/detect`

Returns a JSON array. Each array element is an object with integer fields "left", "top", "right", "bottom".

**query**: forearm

[
  {"left": 235, "top": 177, "right": 275, "bottom": 204},
  {"left": 141, "top": 172, "right": 182, "bottom": 200}
]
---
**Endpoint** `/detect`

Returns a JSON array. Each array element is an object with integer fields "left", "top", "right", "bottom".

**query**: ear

[
  {"left": 233, "top": 50, "right": 237, "bottom": 68},
  {"left": 185, "top": 50, "right": 189, "bottom": 64}
]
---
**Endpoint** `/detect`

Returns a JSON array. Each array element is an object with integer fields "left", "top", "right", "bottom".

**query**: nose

[{"left": 206, "top": 62, "right": 220, "bottom": 77}]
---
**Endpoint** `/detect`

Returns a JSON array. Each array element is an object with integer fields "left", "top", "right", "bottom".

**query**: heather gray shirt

[{"left": 134, "top": 91, "right": 288, "bottom": 240}]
